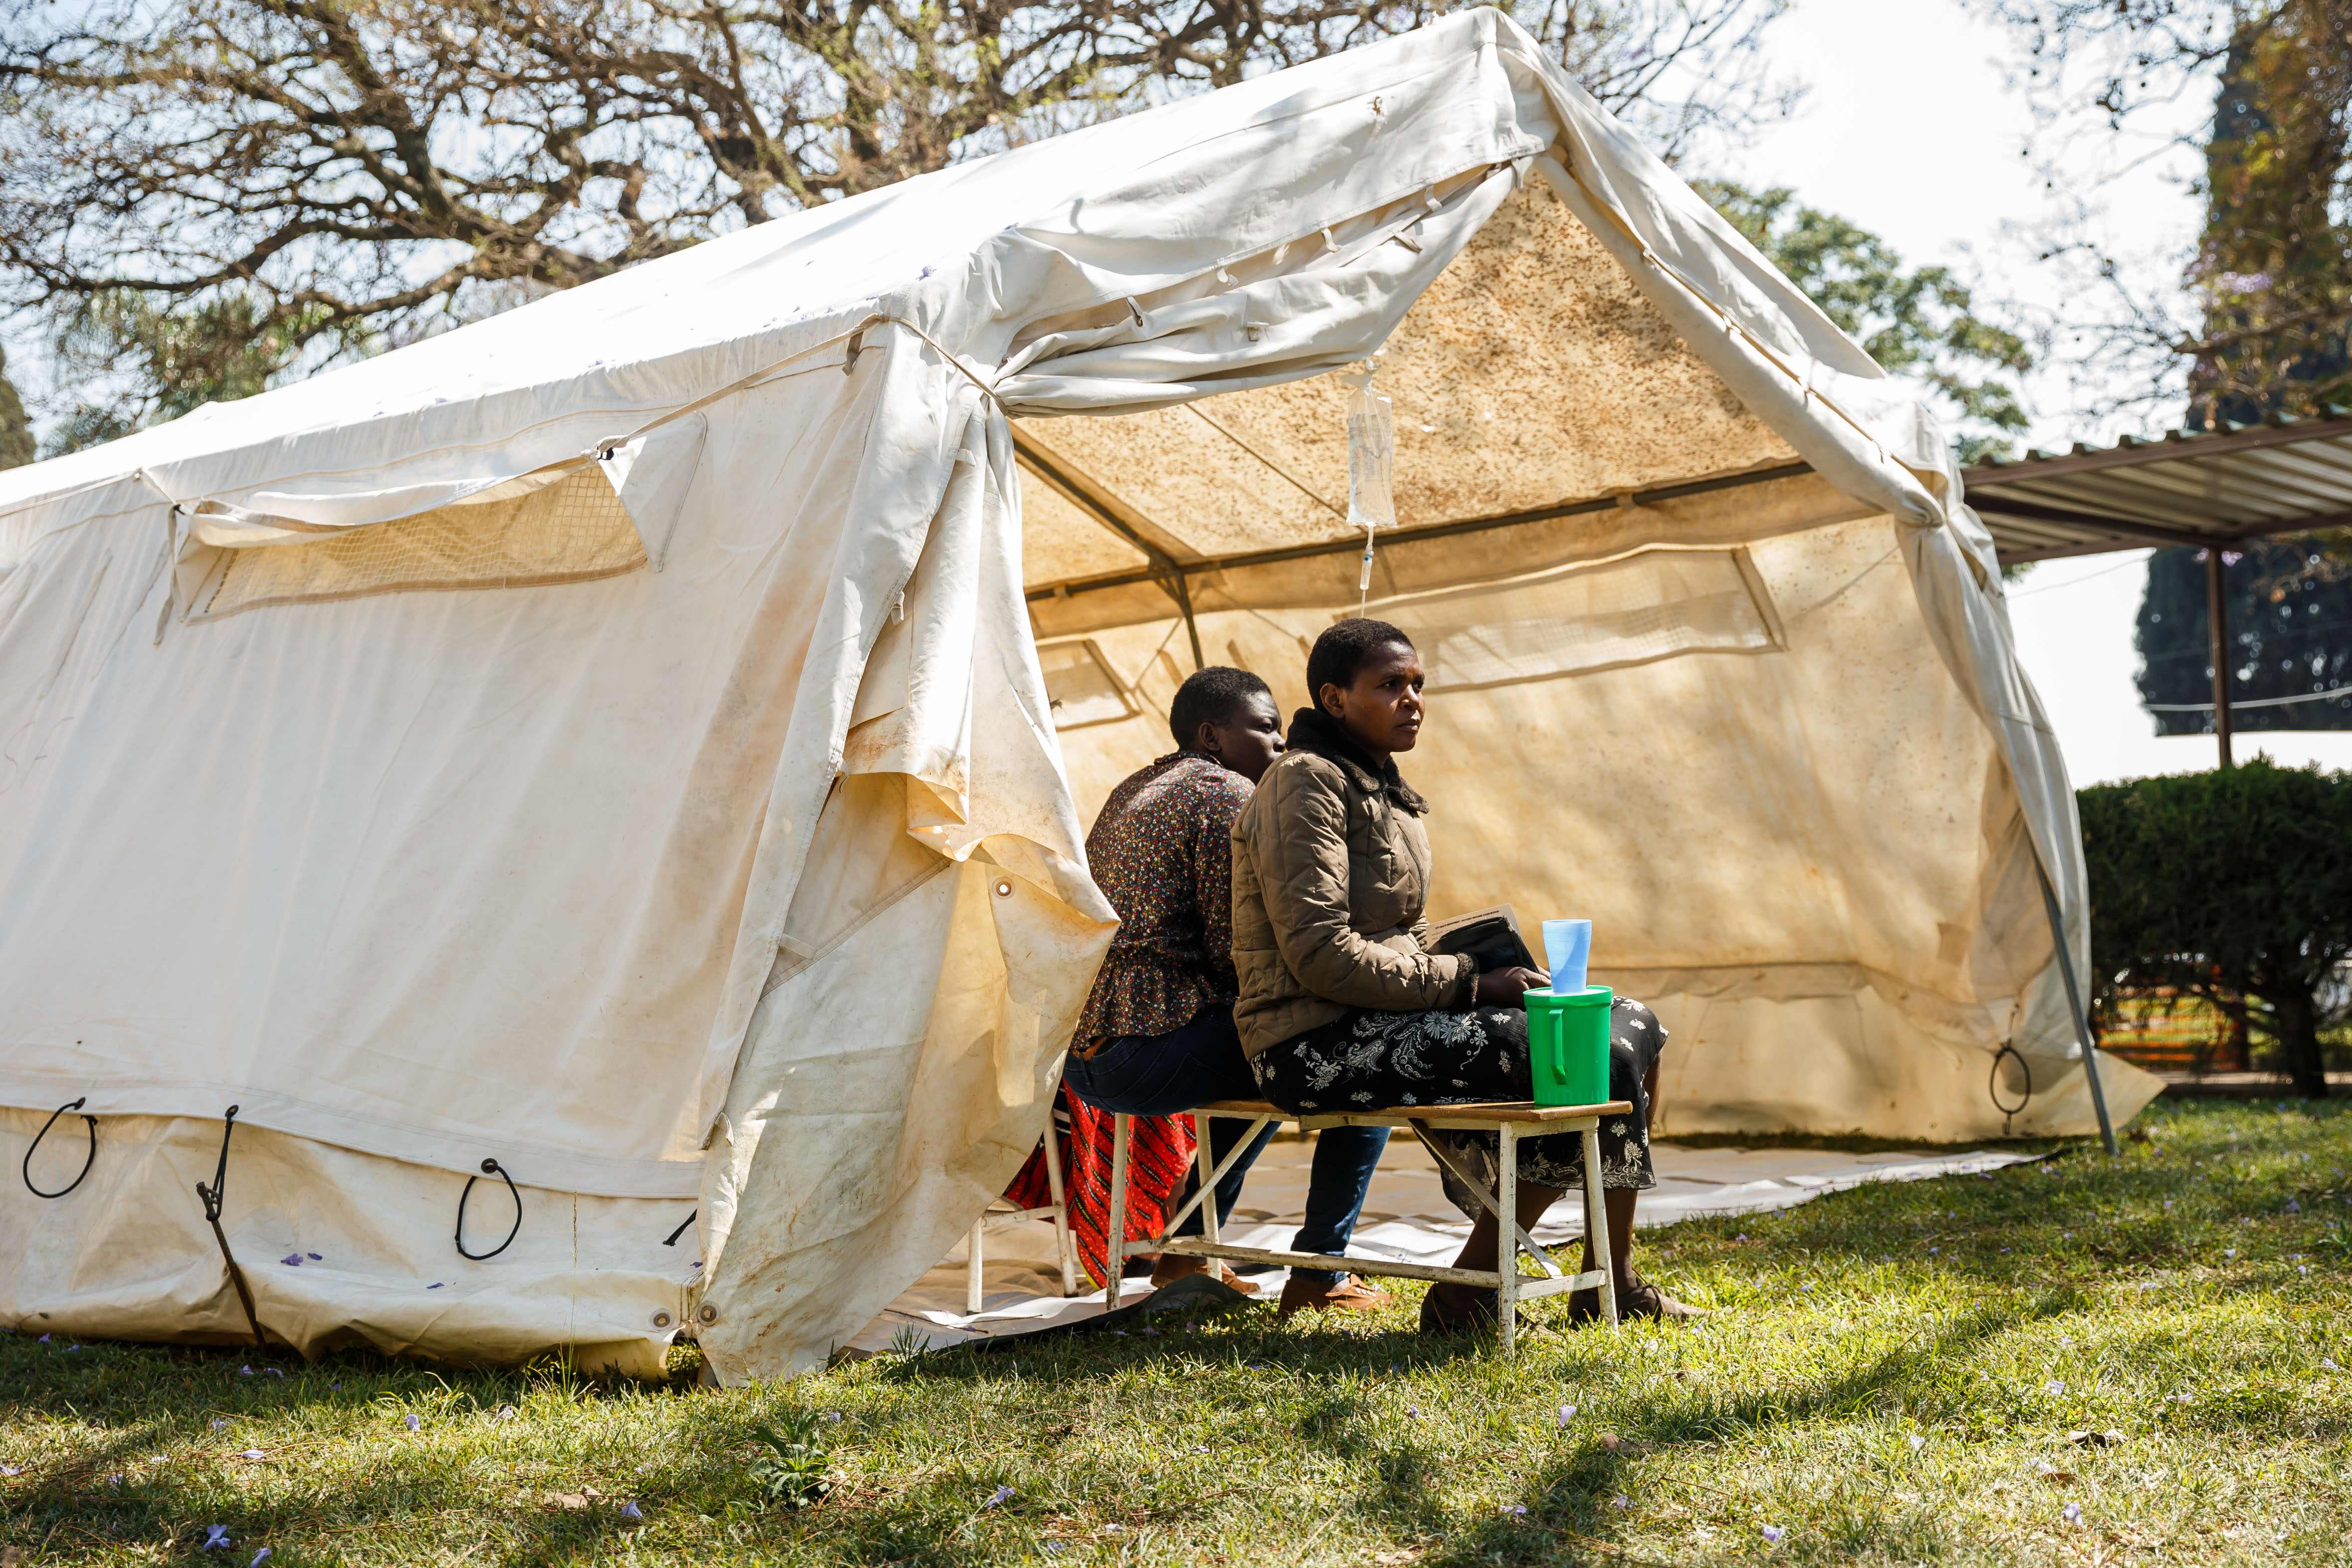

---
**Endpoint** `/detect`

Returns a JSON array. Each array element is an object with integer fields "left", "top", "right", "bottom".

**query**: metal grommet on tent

[
  {"left": 699, "top": 1304, "right": 718, "bottom": 1324},
  {"left": 23, "top": 1097, "right": 98, "bottom": 1199},
  {"left": 652, "top": 1310, "right": 672, "bottom": 1329},
  {"left": 1990, "top": 1044, "right": 2033, "bottom": 1136},
  {"left": 456, "top": 1158, "right": 523, "bottom": 1260},
  {"left": 994, "top": 880, "right": 1013, "bottom": 898}
]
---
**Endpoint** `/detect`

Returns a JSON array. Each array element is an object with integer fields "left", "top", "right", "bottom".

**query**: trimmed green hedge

[{"left": 2078, "top": 761, "right": 2352, "bottom": 1094}]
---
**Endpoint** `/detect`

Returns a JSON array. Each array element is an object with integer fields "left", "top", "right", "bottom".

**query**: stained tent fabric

[{"left": 0, "top": 8, "right": 2156, "bottom": 1381}]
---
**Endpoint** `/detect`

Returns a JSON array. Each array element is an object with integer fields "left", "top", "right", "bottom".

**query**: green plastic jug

[{"left": 1523, "top": 985, "right": 1612, "bottom": 1107}]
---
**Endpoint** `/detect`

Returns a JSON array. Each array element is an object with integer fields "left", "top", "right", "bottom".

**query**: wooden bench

[{"left": 1106, "top": 1097, "right": 1631, "bottom": 1354}]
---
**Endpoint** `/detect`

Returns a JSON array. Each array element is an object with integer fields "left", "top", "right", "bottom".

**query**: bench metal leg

[
  {"left": 1498, "top": 1121, "right": 1518, "bottom": 1357},
  {"left": 1581, "top": 1125, "right": 1617, "bottom": 1327},
  {"left": 966, "top": 1215, "right": 985, "bottom": 1315},
  {"left": 1040, "top": 1123, "right": 1077, "bottom": 1297},
  {"left": 1106, "top": 1112, "right": 1130, "bottom": 1309}
]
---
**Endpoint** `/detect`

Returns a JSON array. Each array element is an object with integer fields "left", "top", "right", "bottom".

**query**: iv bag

[{"left": 1341, "top": 364, "right": 1395, "bottom": 594}]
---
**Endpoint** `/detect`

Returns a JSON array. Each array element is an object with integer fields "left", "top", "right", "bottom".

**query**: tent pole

[
  {"left": 2206, "top": 546, "right": 2233, "bottom": 769},
  {"left": 2038, "top": 865, "right": 2119, "bottom": 1156},
  {"left": 1164, "top": 567, "right": 1205, "bottom": 671}
]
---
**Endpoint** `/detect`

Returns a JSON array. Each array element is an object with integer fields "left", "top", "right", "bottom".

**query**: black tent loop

[
  {"left": 1989, "top": 1044, "right": 2032, "bottom": 1134},
  {"left": 662, "top": 1209, "right": 697, "bottom": 1247},
  {"left": 456, "top": 1158, "right": 522, "bottom": 1260},
  {"left": 23, "top": 1096, "right": 98, "bottom": 1198}
]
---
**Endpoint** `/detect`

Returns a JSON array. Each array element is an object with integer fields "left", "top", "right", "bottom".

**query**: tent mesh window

[
  {"left": 195, "top": 467, "right": 646, "bottom": 620},
  {"left": 1037, "top": 638, "right": 1138, "bottom": 729},
  {"left": 1365, "top": 548, "right": 1780, "bottom": 691}
]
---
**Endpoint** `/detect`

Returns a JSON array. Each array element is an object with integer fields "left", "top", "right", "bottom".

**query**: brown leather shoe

[
  {"left": 1277, "top": 1274, "right": 1393, "bottom": 1319},
  {"left": 1150, "top": 1254, "right": 1260, "bottom": 1295}
]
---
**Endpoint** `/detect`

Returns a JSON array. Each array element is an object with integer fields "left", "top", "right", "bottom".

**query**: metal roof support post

[
  {"left": 1159, "top": 565, "right": 1205, "bottom": 672},
  {"left": 2038, "top": 866, "right": 2120, "bottom": 1156},
  {"left": 2206, "top": 546, "right": 2234, "bottom": 769}
]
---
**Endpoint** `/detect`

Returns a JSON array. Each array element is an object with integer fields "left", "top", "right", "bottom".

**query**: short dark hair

[
  {"left": 1168, "top": 666, "right": 1271, "bottom": 750},
  {"left": 1306, "top": 618, "right": 1415, "bottom": 708}
]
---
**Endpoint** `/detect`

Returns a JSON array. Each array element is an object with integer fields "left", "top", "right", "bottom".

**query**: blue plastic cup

[{"left": 1543, "top": 919, "right": 1592, "bottom": 994}]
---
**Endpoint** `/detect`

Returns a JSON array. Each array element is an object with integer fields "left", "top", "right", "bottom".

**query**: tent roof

[
  {"left": 1965, "top": 410, "right": 2352, "bottom": 563},
  {"left": 1012, "top": 175, "right": 1811, "bottom": 597}
]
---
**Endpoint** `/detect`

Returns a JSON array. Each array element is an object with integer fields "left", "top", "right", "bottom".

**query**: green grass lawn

[{"left": 6, "top": 1098, "right": 2350, "bottom": 1566}]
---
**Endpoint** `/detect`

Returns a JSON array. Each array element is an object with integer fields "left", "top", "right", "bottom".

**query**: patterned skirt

[{"left": 1247, "top": 997, "right": 1666, "bottom": 1212}]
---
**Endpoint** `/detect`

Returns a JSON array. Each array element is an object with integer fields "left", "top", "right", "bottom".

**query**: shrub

[{"left": 2079, "top": 761, "right": 2352, "bottom": 1096}]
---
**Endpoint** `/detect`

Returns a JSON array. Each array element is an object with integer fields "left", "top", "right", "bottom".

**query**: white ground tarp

[{"left": 0, "top": 7, "right": 2155, "bottom": 1381}]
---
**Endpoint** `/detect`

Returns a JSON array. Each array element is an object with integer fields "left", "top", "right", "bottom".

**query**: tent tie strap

[
  {"left": 192, "top": 1105, "right": 271, "bottom": 1350},
  {"left": 663, "top": 1209, "right": 697, "bottom": 1247},
  {"left": 23, "top": 1097, "right": 98, "bottom": 1199},
  {"left": 456, "top": 1158, "right": 523, "bottom": 1260}
]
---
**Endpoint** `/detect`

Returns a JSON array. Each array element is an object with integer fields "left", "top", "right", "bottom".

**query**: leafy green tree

[
  {"left": 0, "top": 340, "right": 29, "bottom": 469},
  {"left": 1694, "top": 180, "right": 2034, "bottom": 465},
  {"left": 2079, "top": 760, "right": 2352, "bottom": 1097},
  {"left": 1974, "top": 0, "right": 2352, "bottom": 428},
  {"left": 2136, "top": 540, "right": 2352, "bottom": 735}
]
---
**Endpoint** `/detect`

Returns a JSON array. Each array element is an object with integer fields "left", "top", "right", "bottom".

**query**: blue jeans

[{"left": 1064, "top": 1002, "right": 1389, "bottom": 1285}]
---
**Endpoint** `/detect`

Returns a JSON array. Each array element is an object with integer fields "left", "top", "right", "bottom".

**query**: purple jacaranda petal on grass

[
  {"left": 619, "top": 1501, "right": 642, "bottom": 1521},
  {"left": 2045, "top": 1381, "right": 2065, "bottom": 1397},
  {"left": 1558, "top": 1404, "right": 1576, "bottom": 1424},
  {"left": 66, "top": 1345, "right": 79, "bottom": 1352},
  {"left": 403, "top": 1413, "right": 420, "bottom": 1431},
  {"left": 982, "top": 1485, "right": 1014, "bottom": 1510},
  {"left": 203, "top": 1525, "right": 231, "bottom": 1550},
  {"left": 0, "top": 1465, "right": 19, "bottom": 1476},
  {"left": 250, "top": 1551, "right": 271, "bottom": 1567},
  {"left": 239, "top": 1366, "right": 253, "bottom": 1376},
  {"left": 1761, "top": 1524, "right": 1785, "bottom": 1545},
  {"left": 2286, "top": 1200, "right": 2301, "bottom": 1213},
  {"left": 2325, "top": 1359, "right": 2341, "bottom": 1372},
  {"left": 1610, "top": 1496, "right": 1631, "bottom": 1510},
  {"left": 1500, "top": 1504, "right": 1527, "bottom": 1516},
  {"left": 239, "top": 1449, "right": 264, "bottom": 1460},
  {"left": 36, "top": 1335, "right": 49, "bottom": 1344},
  {"left": 1908, "top": 1433, "right": 1925, "bottom": 1452},
  {"left": 211, "top": 1419, "right": 228, "bottom": 1431},
  {"left": 2062, "top": 1502, "right": 2082, "bottom": 1525}
]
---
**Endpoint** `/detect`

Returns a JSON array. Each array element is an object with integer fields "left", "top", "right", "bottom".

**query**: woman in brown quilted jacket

[{"left": 1230, "top": 617, "right": 1701, "bottom": 1333}]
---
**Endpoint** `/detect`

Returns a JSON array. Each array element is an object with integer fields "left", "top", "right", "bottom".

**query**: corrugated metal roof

[{"left": 1963, "top": 408, "right": 2352, "bottom": 564}]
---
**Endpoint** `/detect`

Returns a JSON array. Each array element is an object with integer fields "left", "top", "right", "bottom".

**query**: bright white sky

[{"left": 1720, "top": 0, "right": 2352, "bottom": 784}]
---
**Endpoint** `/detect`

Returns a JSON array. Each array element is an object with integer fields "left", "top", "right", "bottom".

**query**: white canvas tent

[{"left": 0, "top": 9, "right": 2158, "bottom": 1382}]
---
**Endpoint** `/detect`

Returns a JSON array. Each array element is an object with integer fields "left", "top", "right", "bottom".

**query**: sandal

[
  {"left": 1149, "top": 1255, "right": 1260, "bottom": 1296},
  {"left": 1567, "top": 1278, "right": 1709, "bottom": 1323},
  {"left": 1418, "top": 1285, "right": 1497, "bottom": 1336}
]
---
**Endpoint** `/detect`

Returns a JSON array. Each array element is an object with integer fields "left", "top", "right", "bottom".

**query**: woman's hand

[{"left": 1473, "top": 965, "right": 1549, "bottom": 1008}]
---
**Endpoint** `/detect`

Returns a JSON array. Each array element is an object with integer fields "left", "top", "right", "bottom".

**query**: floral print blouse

[{"left": 1075, "top": 751, "right": 1252, "bottom": 1047}]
